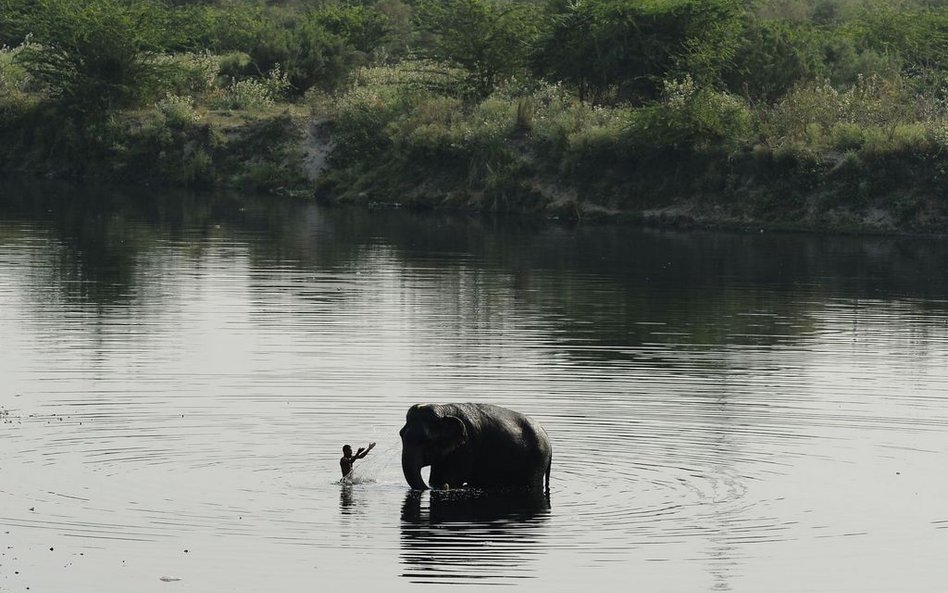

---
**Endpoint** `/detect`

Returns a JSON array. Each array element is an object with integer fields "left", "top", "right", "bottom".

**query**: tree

[
  {"left": 415, "top": 0, "right": 541, "bottom": 97},
  {"left": 533, "top": 0, "right": 744, "bottom": 104},
  {"left": 723, "top": 19, "right": 829, "bottom": 101},
  {"left": 15, "top": 0, "right": 176, "bottom": 115}
]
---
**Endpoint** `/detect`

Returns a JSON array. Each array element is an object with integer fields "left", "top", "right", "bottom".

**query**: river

[{"left": 1, "top": 183, "right": 947, "bottom": 592}]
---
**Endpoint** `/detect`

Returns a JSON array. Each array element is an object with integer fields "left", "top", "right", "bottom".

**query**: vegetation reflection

[{"left": 3, "top": 184, "right": 948, "bottom": 360}]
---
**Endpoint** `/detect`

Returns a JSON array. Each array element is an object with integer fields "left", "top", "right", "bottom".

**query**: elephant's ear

[{"left": 438, "top": 415, "right": 468, "bottom": 451}]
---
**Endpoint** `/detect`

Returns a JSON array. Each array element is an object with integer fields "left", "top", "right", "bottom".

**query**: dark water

[{"left": 2, "top": 182, "right": 948, "bottom": 592}]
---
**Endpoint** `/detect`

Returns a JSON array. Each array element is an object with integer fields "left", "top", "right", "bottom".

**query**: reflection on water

[
  {"left": 400, "top": 489, "right": 551, "bottom": 584},
  {"left": 2, "top": 180, "right": 948, "bottom": 592},
  {"left": 340, "top": 483, "right": 357, "bottom": 515}
]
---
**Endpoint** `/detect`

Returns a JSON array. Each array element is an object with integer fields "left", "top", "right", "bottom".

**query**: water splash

[{"left": 339, "top": 439, "right": 400, "bottom": 485}]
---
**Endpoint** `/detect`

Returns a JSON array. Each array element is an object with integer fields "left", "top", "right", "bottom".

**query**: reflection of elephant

[
  {"left": 401, "top": 488, "right": 551, "bottom": 524},
  {"left": 400, "top": 489, "right": 551, "bottom": 584},
  {"left": 399, "top": 403, "right": 552, "bottom": 491}
]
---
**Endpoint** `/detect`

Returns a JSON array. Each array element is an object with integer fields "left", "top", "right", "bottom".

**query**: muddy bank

[
  {"left": 4, "top": 108, "right": 947, "bottom": 236},
  {"left": 313, "top": 137, "right": 948, "bottom": 235},
  {"left": 0, "top": 105, "right": 312, "bottom": 194}
]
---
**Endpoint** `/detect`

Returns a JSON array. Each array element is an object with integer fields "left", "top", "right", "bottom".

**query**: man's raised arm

[{"left": 356, "top": 442, "right": 376, "bottom": 459}]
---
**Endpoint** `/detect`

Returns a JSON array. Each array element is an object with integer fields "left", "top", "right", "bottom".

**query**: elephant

[{"left": 399, "top": 403, "right": 552, "bottom": 491}]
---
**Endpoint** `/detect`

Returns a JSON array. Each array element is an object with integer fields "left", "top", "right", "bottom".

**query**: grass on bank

[
  {"left": 1, "top": 40, "right": 308, "bottom": 190},
  {"left": 318, "top": 61, "right": 948, "bottom": 227},
  {"left": 3, "top": 0, "right": 948, "bottom": 230}
]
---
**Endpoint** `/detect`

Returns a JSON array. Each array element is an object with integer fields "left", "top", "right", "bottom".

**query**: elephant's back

[
  {"left": 453, "top": 403, "right": 549, "bottom": 444},
  {"left": 452, "top": 403, "right": 552, "bottom": 487}
]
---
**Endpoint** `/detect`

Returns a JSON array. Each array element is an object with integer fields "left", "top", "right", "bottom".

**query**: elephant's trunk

[{"left": 401, "top": 446, "right": 429, "bottom": 490}]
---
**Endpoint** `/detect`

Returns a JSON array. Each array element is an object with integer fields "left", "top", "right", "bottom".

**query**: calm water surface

[{"left": 2, "top": 184, "right": 948, "bottom": 592}]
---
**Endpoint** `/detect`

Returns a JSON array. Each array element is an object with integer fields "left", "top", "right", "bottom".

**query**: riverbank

[
  {"left": 0, "top": 102, "right": 311, "bottom": 194},
  {"left": 3, "top": 102, "right": 948, "bottom": 235},
  {"left": 4, "top": 0, "right": 948, "bottom": 234},
  {"left": 315, "top": 119, "right": 948, "bottom": 234},
  {"left": 310, "top": 69, "right": 948, "bottom": 234},
  {"left": 4, "top": 82, "right": 948, "bottom": 235}
]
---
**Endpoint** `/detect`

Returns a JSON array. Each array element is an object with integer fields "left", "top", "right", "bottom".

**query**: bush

[
  {"left": 162, "top": 51, "right": 220, "bottom": 98},
  {"left": 207, "top": 66, "right": 290, "bottom": 111},
  {"left": 395, "top": 95, "right": 463, "bottom": 134},
  {"left": 218, "top": 52, "right": 252, "bottom": 79},
  {"left": 766, "top": 75, "right": 917, "bottom": 146},
  {"left": 927, "top": 120, "right": 948, "bottom": 150},
  {"left": 525, "top": 82, "right": 601, "bottom": 156},
  {"left": 241, "top": 5, "right": 390, "bottom": 94},
  {"left": 829, "top": 122, "right": 864, "bottom": 150},
  {"left": 725, "top": 19, "right": 824, "bottom": 101},
  {"left": 127, "top": 111, "right": 216, "bottom": 187},
  {"left": 534, "top": 0, "right": 744, "bottom": 104},
  {"left": 626, "top": 77, "right": 754, "bottom": 153},
  {"left": 0, "top": 37, "right": 39, "bottom": 109},
  {"left": 219, "top": 114, "right": 305, "bottom": 191},
  {"left": 560, "top": 115, "right": 628, "bottom": 174},
  {"left": 155, "top": 93, "right": 200, "bottom": 127},
  {"left": 329, "top": 84, "right": 404, "bottom": 165},
  {"left": 328, "top": 62, "right": 457, "bottom": 165},
  {"left": 847, "top": 5, "right": 948, "bottom": 71},
  {"left": 14, "top": 0, "right": 177, "bottom": 116}
]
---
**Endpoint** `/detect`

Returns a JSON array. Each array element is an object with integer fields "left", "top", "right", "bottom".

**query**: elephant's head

[{"left": 399, "top": 404, "right": 469, "bottom": 490}]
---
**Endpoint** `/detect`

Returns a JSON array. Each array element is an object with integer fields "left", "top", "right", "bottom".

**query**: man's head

[{"left": 343, "top": 445, "right": 352, "bottom": 456}]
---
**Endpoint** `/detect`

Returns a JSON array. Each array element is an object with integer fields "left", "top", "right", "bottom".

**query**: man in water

[{"left": 340, "top": 442, "right": 375, "bottom": 478}]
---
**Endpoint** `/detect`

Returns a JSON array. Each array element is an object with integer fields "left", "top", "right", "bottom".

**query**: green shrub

[
  {"left": 724, "top": 19, "right": 826, "bottom": 101},
  {"left": 767, "top": 75, "right": 917, "bottom": 147},
  {"left": 242, "top": 4, "right": 390, "bottom": 94},
  {"left": 14, "top": 0, "right": 177, "bottom": 116},
  {"left": 502, "top": 80, "right": 620, "bottom": 162},
  {"left": 329, "top": 62, "right": 456, "bottom": 165},
  {"left": 218, "top": 52, "right": 252, "bottom": 79},
  {"left": 847, "top": 5, "right": 948, "bottom": 71},
  {"left": 927, "top": 120, "right": 948, "bottom": 149},
  {"left": 560, "top": 117, "right": 628, "bottom": 174},
  {"left": 402, "top": 121, "right": 456, "bottom": 161},
  {"left": 804, "top": 122, "right": 824, "bottom": 146},
  {"left": 829, "top": 122, "right": 864, "bottom": 150},
  {"left": 127, "top": 112, "right": 216, "bottom": 187},
  {"left": 391, "top": 94, "right": 463, "bottom": 166},
  {"left": 0, "top": 37, "right": 39, "bottom": 109},
  {"left": 162, "top": 51, "right": 220, "bottom": 98},
  {"left": 859, "top": 126, "right": 889, "bottom": 154},
  {"left": 626, "top": 77, "right": 754, "bottom": 153},
  {"left": 155, "top": 93, "right": 200, "bottom": 127},
  {"left": 414, "top": 0, "right": 540, "bottom": 97},
  {"left": 220, "top": 114, "right": 305, "bottom": 191},
  {"left": 207, "top": 66, "right": 290, "bottom": 111},
  {"left": 534, "top": 0, "right": 744, "bottom": 103},
  {"left": 330, "top": 85, "right": 403, "bottom": 165},
  {"left": 889, "top": 123, "right": 928, "bottom": 148},
  {"left": 827, "top": 45, "right": 901, "bottom": 88}
]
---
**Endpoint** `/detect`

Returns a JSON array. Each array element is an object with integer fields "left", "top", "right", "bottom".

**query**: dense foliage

[{"left": 3, "top": 0, "right": 948, "bottom": 228}]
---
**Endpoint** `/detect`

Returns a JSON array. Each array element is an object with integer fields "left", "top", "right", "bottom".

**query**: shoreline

[{"left": 3, "top": 110, "right": 948, "bottom": 237}]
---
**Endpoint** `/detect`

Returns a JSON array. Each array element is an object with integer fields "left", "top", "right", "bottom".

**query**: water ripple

[{"left": 3, "top": 197, "right": 948, "bottom": 591}]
